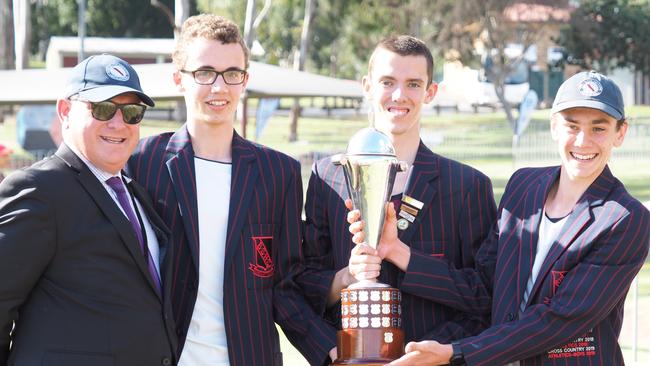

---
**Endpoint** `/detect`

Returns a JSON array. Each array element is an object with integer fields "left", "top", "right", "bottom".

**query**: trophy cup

[{"left": 332, "top": 127, "right": 408, "bottom": 365}]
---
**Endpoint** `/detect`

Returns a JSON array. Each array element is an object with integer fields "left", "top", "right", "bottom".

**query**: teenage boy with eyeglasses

[
  {"left": 128, "top": 14, "right": 337, "bottom": 366},
  {"left": 0, "top": 54, "right": 177, "bottom": 365}
]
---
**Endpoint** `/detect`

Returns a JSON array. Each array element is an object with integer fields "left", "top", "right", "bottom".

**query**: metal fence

[{"left": 418, "top": 118, "right": 650, "bottom": 164}]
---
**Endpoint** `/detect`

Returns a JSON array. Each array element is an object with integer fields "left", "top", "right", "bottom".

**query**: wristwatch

[{"left": 449, "top": 342, "right": 466, "bottom": 365}]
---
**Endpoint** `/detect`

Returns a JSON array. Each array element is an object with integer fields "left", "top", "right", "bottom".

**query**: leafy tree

[
  {"left": 558, "top": 0, "right": 650, "bottom": 74},
  {"left": 309, "top": 0, "right": 447, "bottom": 79},
  {"left": 30, "top": 0, "right": 195, "bottom": 56},
  {"left": 433, "top": 0, "right": 568, "bottom": 131}
]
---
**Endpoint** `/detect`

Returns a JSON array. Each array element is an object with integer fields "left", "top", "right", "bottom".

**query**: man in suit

[
  {"left": 127, "top": 14, "right": 337, "bottom": 366},
  {"left": 297, "top": 35, "right": 496, "bottom": 352},
  {"left": 0, "top": 54, "right": 177, "bottom": 366},
  {"left": 354, "top": 71, "right": 650, "bottom": 365}
]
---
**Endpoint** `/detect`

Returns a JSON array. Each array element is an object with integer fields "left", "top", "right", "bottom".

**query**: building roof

[
  {"left": 503, "top": 3, "right": 573, "bottom": 23},
  {"left": 0, "top": 61, "right": 363, "bottom": 105}
]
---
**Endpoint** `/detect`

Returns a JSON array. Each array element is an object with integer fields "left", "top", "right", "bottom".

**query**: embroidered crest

[
  {"left": 544, "top": 270, "right": 568, "bottom": 304},
  {"left": 105, "top": 63, "right": 130, "bottom": 81},
  {"left": 551, "top": 270, "right": 567, "bottom": 295},
  {"left": 578, "top": 78, "right": 603, "bottom": 97},
  {"left": 248, "top": 236, "right": 274, "bottom": 278}
]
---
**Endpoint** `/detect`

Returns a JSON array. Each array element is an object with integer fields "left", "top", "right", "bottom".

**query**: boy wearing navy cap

[
  {"left": 0, "top": 54, "right": 177, "bottom": 366},
  {"left": 350, "top": 71, "right": 649, "bottom": 365}
]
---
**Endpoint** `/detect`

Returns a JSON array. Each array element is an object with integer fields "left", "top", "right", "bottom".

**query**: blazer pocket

[
  {"left": 42, "top": 351, "right": 113, "bottom": 366},
  {"left": 412, "top": 240, "right": 446, "bottom": 258},
  {"left": 245, "top": 223, "right": 277, "bottom": 289}
]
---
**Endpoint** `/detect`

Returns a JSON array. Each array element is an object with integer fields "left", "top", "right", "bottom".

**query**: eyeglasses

[
  {"left": 73, "top": 99, "right": 147, "bottom": 124},
  {"left": 180, "top": 69, "right": 247, "bottom": 85}
]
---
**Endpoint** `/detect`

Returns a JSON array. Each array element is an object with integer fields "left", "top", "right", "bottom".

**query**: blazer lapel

[
  {"left": 164, "top": 125, "right": 200, "bottom": 273},
  {"left": 515, "top": 167, "right": 559, "bottom": 309},
  {"left": 398, "top": 142, "right": 438, "bottom": 244},
  {"left": 224, "top": 131, "right": 258, "bottom": 275},
  {"left": 55, "top": 144, "right": 161, "bottom": 298},
  {"left": 525, "top": 167, "right": 614, "bottom": 307}
]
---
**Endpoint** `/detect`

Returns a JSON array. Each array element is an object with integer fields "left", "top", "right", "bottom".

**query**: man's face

[
  {"left": 551, "top": 107, "right": 627, "bottom": 184},
  {"left": 174, "top": 38, "right": 248, "bottom": 129},
  {"left": 362, "top": 47, "right": 437, "bottom": 139},
  {"left": 58, "top": 93, "right": 142, "bottom": 174}
]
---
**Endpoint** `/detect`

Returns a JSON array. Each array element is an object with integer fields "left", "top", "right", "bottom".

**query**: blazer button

[
  {"left": 161, "top": 357, "right": 172, "bottom": 366},
  {"left": 506, "top": 313, "right": 515, "bottom": 321}
]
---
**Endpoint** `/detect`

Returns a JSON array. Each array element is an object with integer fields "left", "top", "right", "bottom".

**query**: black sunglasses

[{"left": 75, "top": 100, "right": 147, "bottom": 125}]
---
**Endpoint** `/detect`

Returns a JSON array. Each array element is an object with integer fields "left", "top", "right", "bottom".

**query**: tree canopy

[
  {"left": 557, "top": 0, "right": 650, "bottom": 74},
  {"left": 30, "top": 0, "right": 184, "bottom": 55}
]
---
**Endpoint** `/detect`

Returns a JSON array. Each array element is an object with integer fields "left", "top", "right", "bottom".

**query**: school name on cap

[{"left": 105, "top": 63, "right": 130, "bottom": 82}]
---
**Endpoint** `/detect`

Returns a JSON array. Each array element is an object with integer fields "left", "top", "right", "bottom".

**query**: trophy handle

[{"left": 332, "top": 154, "right": 360, "bottom": 215}]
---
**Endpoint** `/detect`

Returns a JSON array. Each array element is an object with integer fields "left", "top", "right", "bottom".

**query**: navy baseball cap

[
  {"left": 64, "top": 54, "right": 154, "bottom": 107},
  {"left": 551, "top": 71, "right": 624, "bottom": 120}
]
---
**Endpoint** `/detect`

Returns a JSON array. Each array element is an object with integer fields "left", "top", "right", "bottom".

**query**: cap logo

[
  {"left": 105, "top": 63, "right": 130, "bottom": 81},
  {"left": 578, "top": 78, "right": 603, "bottom": 97}
]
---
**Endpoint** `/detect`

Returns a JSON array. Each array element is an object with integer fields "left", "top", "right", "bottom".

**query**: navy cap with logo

[
  {"left": 64, "top": 54, "right": 155, "bottom": 107},
  {"left": 551, "top": 70, "right": 624, "bottom": 121}
]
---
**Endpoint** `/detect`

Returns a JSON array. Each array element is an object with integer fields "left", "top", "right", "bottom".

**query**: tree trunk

[
  {"left": 0, "top": 0, "right": 15, "bottom": 70},
  {"left": 243, "top": 0, "right": 256, "bottom": 49},
  {"left": 493, "top": 80, "right": 516, "bottom": 132},
  {"left": 13, "top": 0, "right": 29, "bottom": 69},
  {"left": 289, "top": 0, "right": 314, "bottom": 142},
  {"left": 0, "top": 0, "right": 14, "bottom": 123}
]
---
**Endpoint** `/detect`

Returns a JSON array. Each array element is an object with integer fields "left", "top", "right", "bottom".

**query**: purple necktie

[{"left": 106, "top": 176, "right": 162, "bottom": 295}]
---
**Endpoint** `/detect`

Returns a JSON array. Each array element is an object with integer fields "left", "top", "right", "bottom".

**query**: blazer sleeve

[
  {"left": 272, "top": 159, "right": 337, "bottom": 366},
  {"left": 295, "top": 163, "right": 339, "bottom": 317},
  {"left": 400, "top": 171, "right": 498, "bottom": 315},
  {"left": 458, "top": 205, "right": 650, "bottom": 365},
  {"left": 0, "top": 171, "right": 57, "bottom": 365}
]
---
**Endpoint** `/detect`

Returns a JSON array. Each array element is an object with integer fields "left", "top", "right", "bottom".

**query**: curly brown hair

[{"left": 172, "top": 14, "right": 250, "bottom": 70}]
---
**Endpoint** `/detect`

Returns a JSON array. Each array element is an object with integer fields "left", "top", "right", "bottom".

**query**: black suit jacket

[{"left": 0, "top": 144, "right": 177, "bottom": 366}]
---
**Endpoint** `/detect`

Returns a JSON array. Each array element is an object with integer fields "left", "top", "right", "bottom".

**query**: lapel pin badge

[{"left": 401, "top": 195, "right": 424, "bottom": 210}]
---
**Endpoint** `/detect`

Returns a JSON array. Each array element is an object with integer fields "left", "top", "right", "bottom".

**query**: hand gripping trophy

[{"left": 332, "top": 127, "right": 407, "bottom": 365}]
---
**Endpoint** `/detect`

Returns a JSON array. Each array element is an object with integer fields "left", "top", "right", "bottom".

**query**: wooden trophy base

[{"left": 332, "top": 328, "right": 404, "bottom": 365}]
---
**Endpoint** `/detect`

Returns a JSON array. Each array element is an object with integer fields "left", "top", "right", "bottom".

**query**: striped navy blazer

[
  {"left": 127, "top": 126, "right": 336, "bottom": 366},
  {"left": 405, "top": 165, "right": 650, "bottom": 365},
  {"left": 298, "top": 141, "right": 496, "bottom": 343}
]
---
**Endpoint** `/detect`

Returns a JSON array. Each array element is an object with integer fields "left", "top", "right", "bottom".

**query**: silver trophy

[
  {"left": 333, "top": 128, "right": 408, "bottom": 271},
  {"left": 331, "top": 127, "right": 408, "bottom": 364}
]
